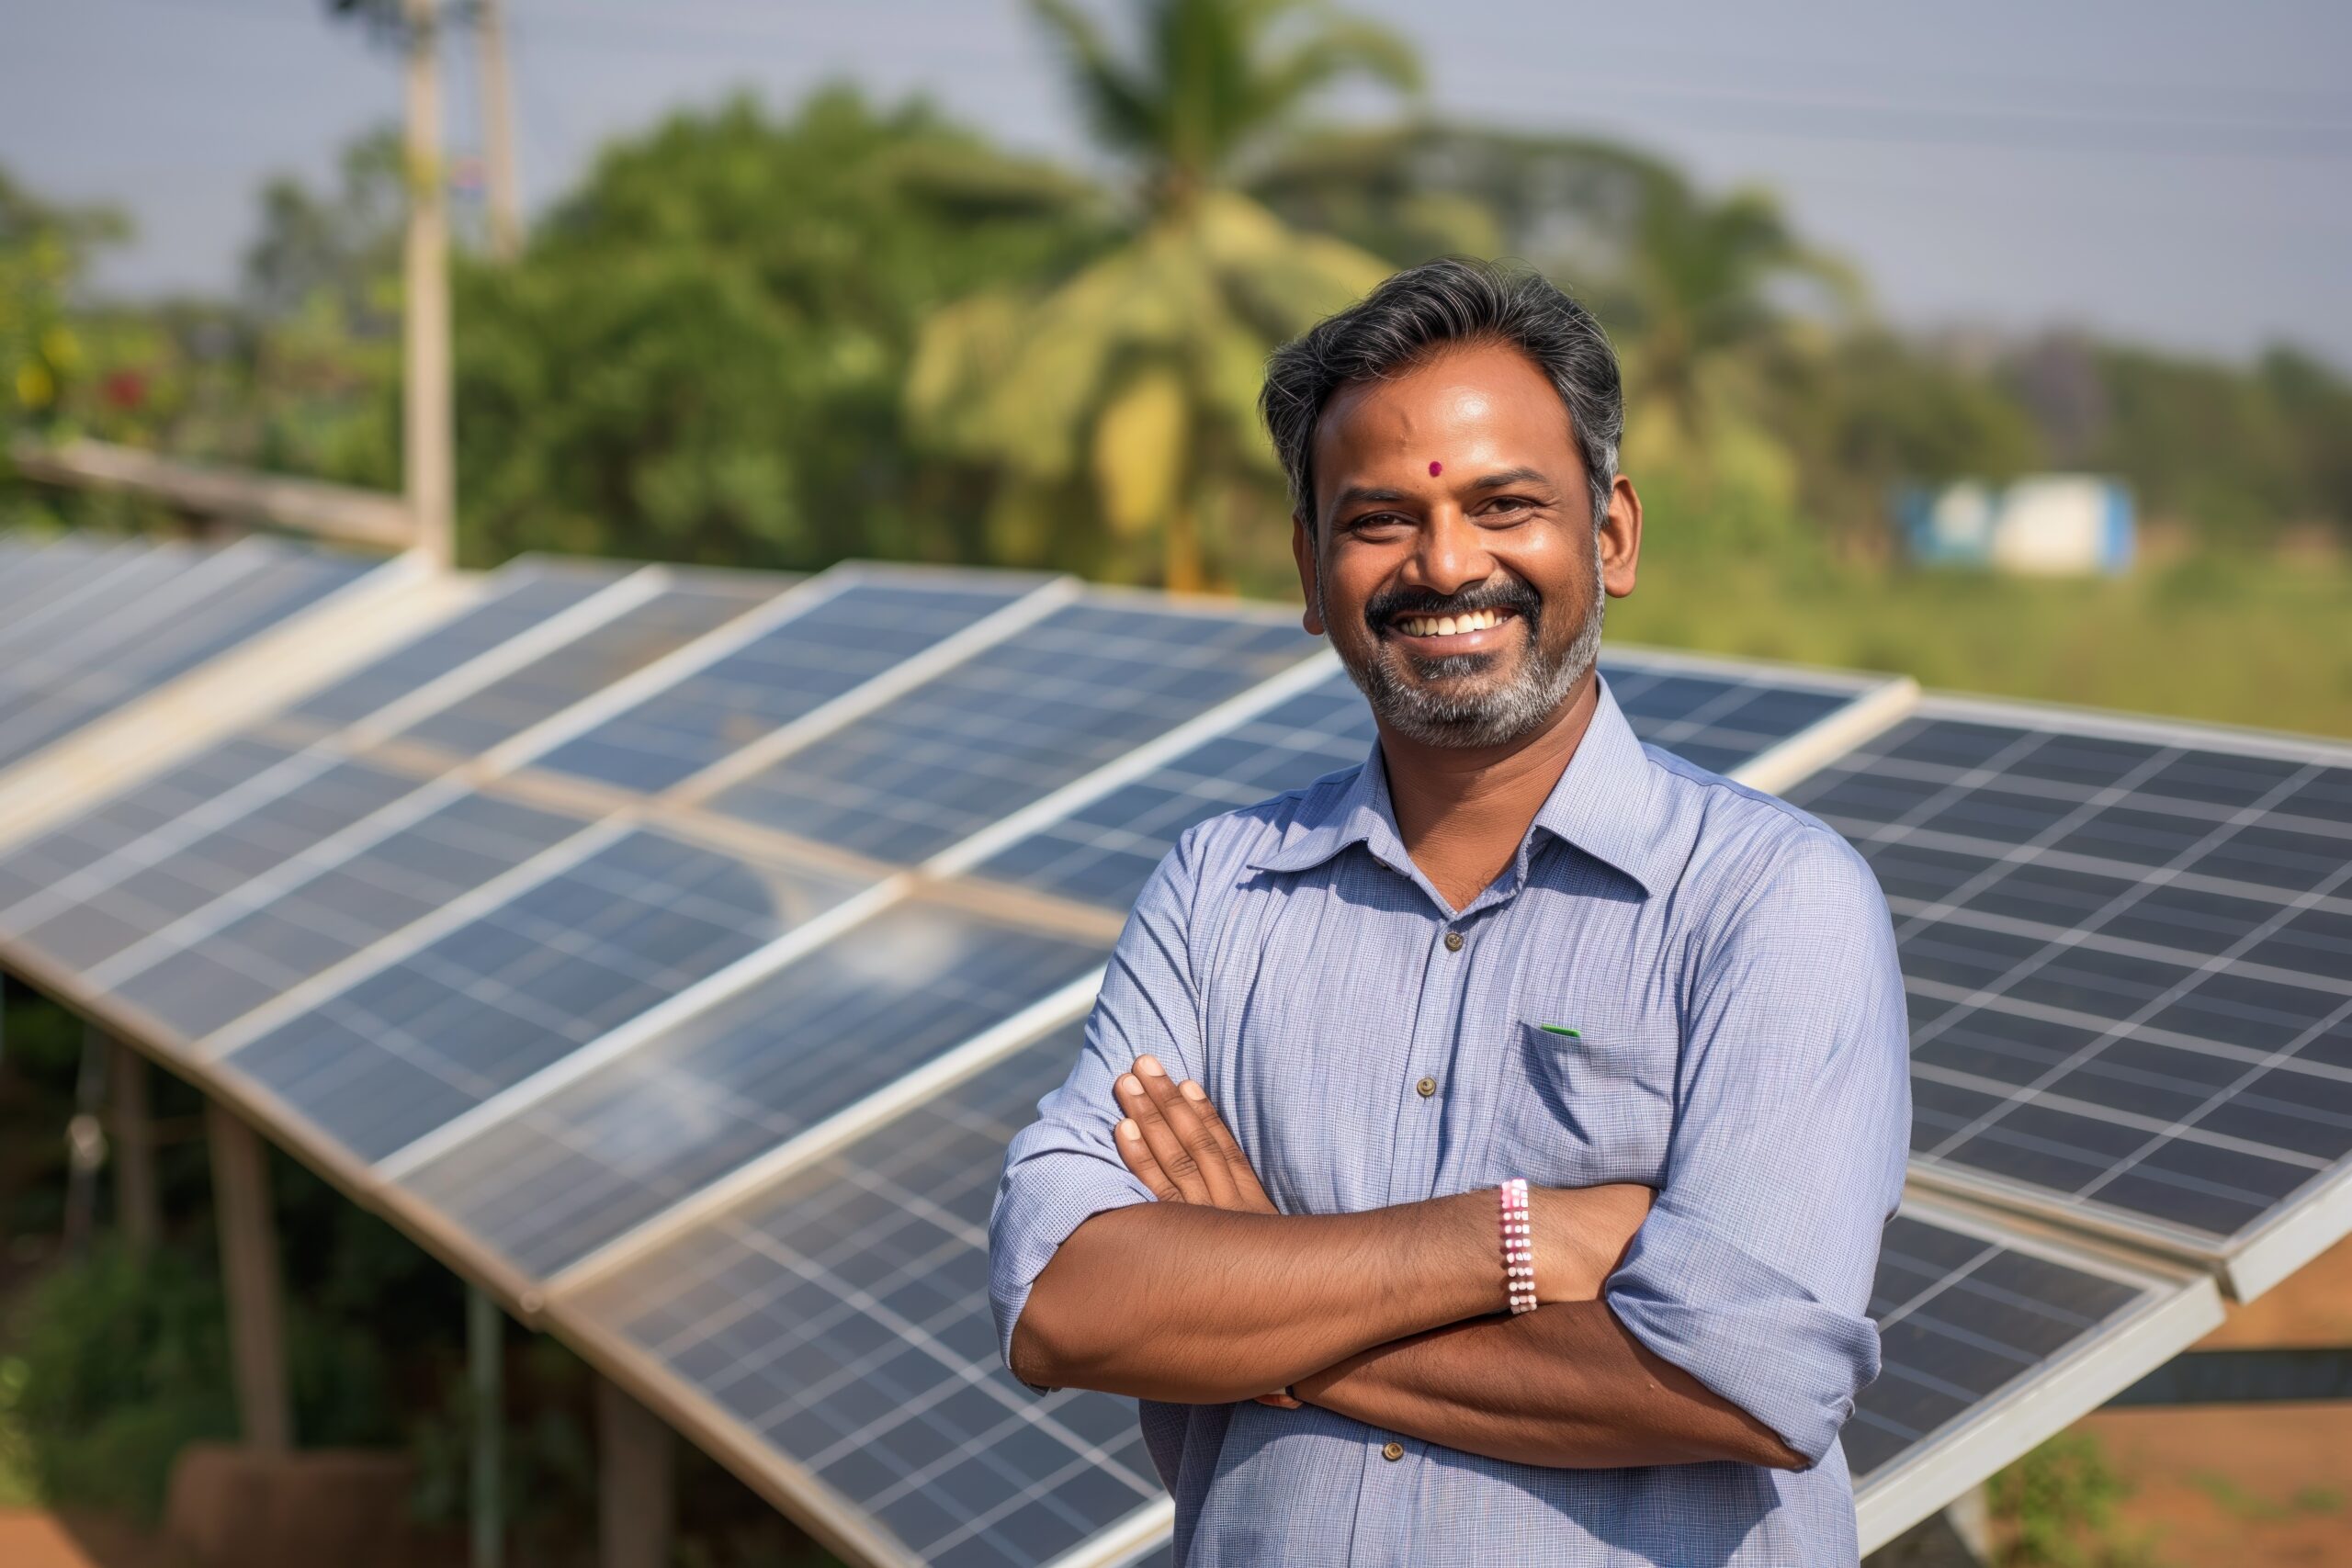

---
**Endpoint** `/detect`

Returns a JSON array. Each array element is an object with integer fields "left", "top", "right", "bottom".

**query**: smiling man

[{"left": 989, "top": 258, "right": 1911, "bottom": 1565}]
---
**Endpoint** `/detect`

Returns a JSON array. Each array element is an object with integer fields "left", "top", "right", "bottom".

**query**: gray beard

[{"left": 1327, "top": 554, "right": 1606, "bottom": 750}]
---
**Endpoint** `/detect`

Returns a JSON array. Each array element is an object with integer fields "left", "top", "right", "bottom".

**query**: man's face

[{"left": 1293, "top": 340, "right": 1641, "bottom": 750}]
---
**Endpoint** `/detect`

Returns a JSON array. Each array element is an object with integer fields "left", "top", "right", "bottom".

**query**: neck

[{"left": 1375, "top": 671, "right": 1602, "bottom": 910}]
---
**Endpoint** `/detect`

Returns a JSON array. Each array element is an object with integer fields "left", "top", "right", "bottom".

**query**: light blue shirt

[{"left": 989, "top": 678, "right": 1912, "bottom": 1566}]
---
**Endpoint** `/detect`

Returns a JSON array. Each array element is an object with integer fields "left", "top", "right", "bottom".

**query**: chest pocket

[{"left": 1487, "top": 1021, "right": 1674, "bottom": 1188}]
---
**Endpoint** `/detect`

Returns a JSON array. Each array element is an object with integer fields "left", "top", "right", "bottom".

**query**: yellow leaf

[
  {"left": 15, "top": 360, "right": 54, "bottom": 409},
  {"left": 1093, "top": 367, "right": 1189, "bottom": 537}
]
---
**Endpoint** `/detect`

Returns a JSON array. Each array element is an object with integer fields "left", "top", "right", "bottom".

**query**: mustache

[{"left": 1363, "top": 576, "right": 1543, "bottom": 635}]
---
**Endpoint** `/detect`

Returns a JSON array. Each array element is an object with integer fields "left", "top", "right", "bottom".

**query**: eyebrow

[
  {"left": 1464, "top": 467, "right": 1553, "bottom": 491},
  {"left": 1330, "top": 468, "right": 1555, "bottom": 512}
]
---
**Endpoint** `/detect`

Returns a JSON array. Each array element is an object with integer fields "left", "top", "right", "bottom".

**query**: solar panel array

[{"left": 3, "top": 533, "right": 2341, "bottom": 1563}]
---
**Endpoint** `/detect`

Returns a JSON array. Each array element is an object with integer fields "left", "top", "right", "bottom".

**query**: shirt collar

[{"left": 1245, "top": 675, "right": 1674, "bottom": 899}]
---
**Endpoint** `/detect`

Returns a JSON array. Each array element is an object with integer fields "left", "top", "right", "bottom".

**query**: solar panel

[
  {"left": 0, "top": 563, "right": 628, "bottom": 950},
  {"left": 709, "top": 595, "right": 1317, "bottom": 863},
  {"left": 0, "top": 733, "right": 306, "bottom": 927},
  {"left": 562, "top": 1021, "right": 1165, "bottom": 1568},
  {"left": 0, "top": 534, "right": 120, "bottom": 622},
  {"left": 1850, "top": 1199, "right": 2220, "bottom": 1551},
  {"left": 0, "top": 537, "right": 179, "bottom": 659},
  {"left": 107, "top": 791, "right": 595, "bottom": 1043},
  {"left": 967, "top": 668, "right": 1373, "bottom": 909},
  {"left": 397, "top": 576, "right": 783, "bottom": 758},
  {"left": 0, "top": 540, "right": 377, "bottom": 770},
  {"left": 966, "top": 652, "right": 1890, "bottom": 914},
  {"left": 1601, "top": 654, "right": 1865, "bottom": 776},
  {"left": 286, "top": 559, "right": 626, "bottom": 733},
  {"left": 532, "top": 571, "right": 1053, "bottom": 795},
  {"left": 7, "top": 754, "right": 435, "bottom": 974},
  {"left": 1780, "top": 700, "right": 2352, "bottom": 1294},
  {"left": 398, "top": 901, "right": 1108, "bottom": 1280},
  {"left": 218, "top": 828, "right": 871, "bottom": 1163}
]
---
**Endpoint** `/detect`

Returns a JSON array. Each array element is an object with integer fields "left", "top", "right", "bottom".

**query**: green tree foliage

[
  {"left": 910, "top": 0, "right": 1416, "bottom": 591},
  {"left": 453, "top": 87, "right": 1109, "bottom": 569},
  {"left": 0, "top": 169, "right": 126, "bottom": 445}
]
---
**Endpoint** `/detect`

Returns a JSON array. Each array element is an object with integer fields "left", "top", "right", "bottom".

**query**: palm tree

[{"left": 910, "top": 0, "right": 1420, "bottom": 591}]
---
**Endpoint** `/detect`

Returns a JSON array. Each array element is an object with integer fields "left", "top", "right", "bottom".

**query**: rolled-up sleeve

[
  {"left": 1604, "top": 829, "right": 1912, "bottom": 1465},
  {"left": 988, "top": 830, "right": 1206, "bottom": 1382}
]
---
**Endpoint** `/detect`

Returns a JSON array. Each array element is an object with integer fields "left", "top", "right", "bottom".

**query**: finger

[
  {"left": 1177, "top": 1077, "right": 1277, "bottom": 1213},
  {"left": 1254, "top": 1390, "right": 1302, "bottom": 1409},
  {"left": 1117, "top": 1069, "right": 1214, "bottom": 1203},
  {"left": 1114, "top": 1117, "right": 1185, "bottom": 1201},
  {"left": 1134, "top": 1056, "right": 1242, "bottom": 1208}
]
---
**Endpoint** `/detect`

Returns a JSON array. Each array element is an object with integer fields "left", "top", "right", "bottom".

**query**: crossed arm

[{"left": 1009, "top": 1054, "right": 1804, "bottom": 1471}]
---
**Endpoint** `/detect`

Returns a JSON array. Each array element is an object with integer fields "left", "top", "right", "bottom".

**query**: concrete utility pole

[
  {"left": 402, "top": 0, "right": 456, "bottom": 569},
  {"left": 475, "top": 0, "right": 523, "bottom": 262}
]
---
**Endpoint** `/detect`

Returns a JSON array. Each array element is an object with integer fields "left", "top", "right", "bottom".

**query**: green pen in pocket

[{"left": 1539, "top": 1023, "right": 1581, "bottom": 1039}]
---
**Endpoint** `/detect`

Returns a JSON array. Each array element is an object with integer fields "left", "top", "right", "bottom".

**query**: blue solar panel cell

[
  {"left": 1781, "top": 706, "right": 2352, "bottom": 1249},
  {"left": 400, "top": 901, "right": 1107, "bottom": 1278},
  {"left": 398, "top": 579, "right": 781, "bottom": 757},
  {"left": 109, "top": 790, "right": 594, "bottom": 1042},
  {"left": 709, "top": 598, "right": 1317, "bottom": 863},
  {"left": 288, "top": 561, "right": 625, "bottom": 731},
  {"left": 222, "top": 829, "right": 869, "bottom": 1162},
  {"left": 566, "top": 1021, "right": 1161, "bottom": 1568},
  {"left": 533, "top": 575, "right": 1043, "bottom": 794},
  {"left": 9, "top": 754, "right": 432, "bottom": 973}
]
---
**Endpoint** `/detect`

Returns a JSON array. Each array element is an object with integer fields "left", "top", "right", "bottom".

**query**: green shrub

[{"left": 2, "top": 1241, "right": 236, "bottom": 1518}]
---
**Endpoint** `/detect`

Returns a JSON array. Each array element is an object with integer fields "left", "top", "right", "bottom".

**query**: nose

[{"left": 1404, "top": 503, "right": 1495, "bottom": 600}]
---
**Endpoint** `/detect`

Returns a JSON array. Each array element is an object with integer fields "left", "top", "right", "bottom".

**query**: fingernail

[
  {"left": 1180, "top": 1080, "right": 1206, "bottom": 1101},
  {"left": 1137, "top": 1055, "right": 1167, "bottom": 1077},
  {"left": 1118, "top": 1074, "right": 1141, "bottom": 1096},
  {"left": 1119, "top": 1119, "right": 1141, "bottom": 1142}
]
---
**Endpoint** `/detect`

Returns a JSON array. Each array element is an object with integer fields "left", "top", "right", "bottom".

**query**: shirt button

[
  {"left": 1381, "top": 1441, "right": 1405, "bottom": 1461},
  {"left": 1442, "top": 930, "right": 1464, "bottom": 953},
  {"left": 1416, "top": 1076, "right": 1438, "bottom": 1099}
]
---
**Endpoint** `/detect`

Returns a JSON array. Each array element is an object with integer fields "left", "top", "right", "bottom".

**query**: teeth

[{"left": 1400, "top": 609, "right": 1501, "bottom": 637}]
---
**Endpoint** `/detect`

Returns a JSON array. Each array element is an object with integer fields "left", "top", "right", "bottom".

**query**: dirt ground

[
  {"left": 2077, "top": 1234, "right": 2352, "bottom": 1567},
  {"left": 0, "top": 1510, "right": 191, "bottom": 1568}
]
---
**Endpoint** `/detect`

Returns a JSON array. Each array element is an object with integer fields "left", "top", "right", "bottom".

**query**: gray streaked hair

[{"left": 1260, "top": 257, "right": 1623, "bottom": 533}]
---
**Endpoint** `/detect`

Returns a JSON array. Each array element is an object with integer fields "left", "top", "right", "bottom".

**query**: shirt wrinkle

[{"left": 988, "top": 676, "right": 1913, "bottom": 1567}]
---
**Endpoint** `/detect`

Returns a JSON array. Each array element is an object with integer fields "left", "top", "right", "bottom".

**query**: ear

[
  {"left": 1599, "top": 475, "right": 1642, "bottom": 600},
  {"left": 1291, "top": 513, "right": 1326, "bottom": 636}
]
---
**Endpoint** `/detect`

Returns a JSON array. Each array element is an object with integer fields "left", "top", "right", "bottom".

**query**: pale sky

[{"left": 6, "top": 0, "right": 2348, "bottom": 367}]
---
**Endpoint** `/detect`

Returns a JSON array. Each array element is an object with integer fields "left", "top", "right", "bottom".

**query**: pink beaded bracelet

[{"left": 1499, "top": 1178, "right": 1536, "bottom": 1314}]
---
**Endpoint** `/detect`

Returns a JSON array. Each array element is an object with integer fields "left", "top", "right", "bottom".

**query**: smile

[{"left": 1391, "top": 608, "right": 1510, "bottom": 639}]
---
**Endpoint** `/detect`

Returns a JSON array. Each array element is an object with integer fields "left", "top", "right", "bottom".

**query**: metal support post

[
  {"left": 207, "top": 1101, "right": 292, "bottom": 1452},
  {"left": 595, "top": 1375, "right": 674, "bottom": 1568},
  {"left": 469, "top": 1285, "right": 504, "bottom": 1568}
]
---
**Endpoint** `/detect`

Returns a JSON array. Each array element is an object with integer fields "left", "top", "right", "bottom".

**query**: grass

[
  {"left": 2187, "top": 1471, "right": 2346, "bottom": 1524},
  {"left": 1607, "top": 548, "right": 2352, "bottom": 742}
]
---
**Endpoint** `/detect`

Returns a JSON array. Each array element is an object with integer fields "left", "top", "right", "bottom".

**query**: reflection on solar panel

[
  {"left": 109, "top": 792, "right": 594, "bottom": 1042},
  {"left": 397, "top": 576, "right": 782, "bottom": 758},
  {"left": 534, "top": 572, "right": 1051, "bottom": 794},
  {"left": 968, "top": 652, "right": 1883, "bottom": 913},
  {"left": 566, "top": 1021, "right": 1165, "bottom": 1568},
  {"left": 0, "top": 538, "right": 378, "bottom": 770},
  {"left": 1781, "top": 703, "right": 2352, "bottom": 1290},
  {"left": 288, "top": 560, "right": 624, "bottom": 733},
  {"left": 710, "top": 596, "right": 1316, "bottom": 863},
  {"left": 401, "top": 902, "right": 1108, "bottom": 1279},
  {"left": 220, "top": 828, "right": 870, "bottom": 1162}
]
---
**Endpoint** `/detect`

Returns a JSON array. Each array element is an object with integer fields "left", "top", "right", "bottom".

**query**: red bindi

[{"left": 1428, "top": 460, "right": 1443, "bottom": 477}]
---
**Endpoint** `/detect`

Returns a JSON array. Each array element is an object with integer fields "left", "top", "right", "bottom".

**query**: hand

[
  {"left": 1111, "top": 1055, "right": 1277, "bottom": 1214},
  {"left": 1112, "top": 1056, "right": 1299, "bottom": 1406}
]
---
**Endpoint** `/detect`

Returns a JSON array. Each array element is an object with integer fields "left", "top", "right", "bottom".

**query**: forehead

[{"left": 1311, "top": 341, "right": 1577, "bottom": 481}]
